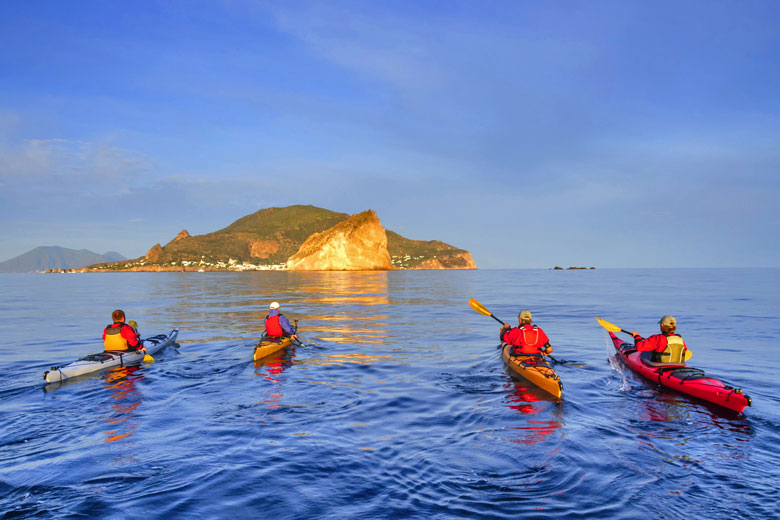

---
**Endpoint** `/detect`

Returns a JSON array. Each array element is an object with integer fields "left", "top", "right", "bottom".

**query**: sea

[{"left": 0, "top": 269, "right": 778, "bottom": 519}]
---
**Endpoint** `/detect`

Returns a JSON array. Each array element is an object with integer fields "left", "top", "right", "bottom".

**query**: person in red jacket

[
  {"left": 500, "top": 310, "right": 553, "bottom": 356},
  {"left": 630, "top": 315, "right": 688, "bottom": 363},
  {"left": 265, "top": 302, "right": 297, "bottom": 341},
  {"left": 103, "top": 309, "right": 145, "bottom": 352}
]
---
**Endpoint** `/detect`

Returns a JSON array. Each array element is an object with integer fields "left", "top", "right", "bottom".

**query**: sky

[{"left": 1, "top": 0, "right": 779, "bottom": 268}]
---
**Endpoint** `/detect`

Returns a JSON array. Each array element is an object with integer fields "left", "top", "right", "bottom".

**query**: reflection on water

[
  {"left": 635, "top": 389, "right": 754, "bottom": 437},
  {"left": 101, "top": 366, "right": 144, "bottom": 445},
  {"left": 294, "top": 271, "right": 391, "bottom": 306},
  {"left": 504, "top": 381, "right": 563, "bottom": 445},
  {"left": 302, "top": 353, "right": 392, "bottom": 367},
  {"left": 142, "top": 271, "right": 394, "bottom": 346},
  {"left": 254, "top": 345, "right": 297, "bottom": 381},
  {"left": 298, "top": 271, "right": 391, "bottom": 345}
]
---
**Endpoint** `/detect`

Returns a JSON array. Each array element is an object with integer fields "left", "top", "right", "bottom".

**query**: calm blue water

[{"left": 1, "top": 269, "right": 779, "bottom": 519}]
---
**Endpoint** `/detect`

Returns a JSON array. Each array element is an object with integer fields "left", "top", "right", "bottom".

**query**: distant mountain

[
  {"left": 83, "top": 204, "right": 476, "bottom": 271},
  {"left": 0, "top": 246, "right": 127, "bottom": 273}
]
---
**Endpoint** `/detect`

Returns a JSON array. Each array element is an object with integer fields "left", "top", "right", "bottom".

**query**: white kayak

[{"left": 43, "top": 329, "right": 179, "bottom": 384}]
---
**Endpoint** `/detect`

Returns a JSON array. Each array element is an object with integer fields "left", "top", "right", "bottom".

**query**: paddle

[
  {"left": 469, "top": 298, "right": 564, "bottom": 364},
  {"left": 468, "top": 298, "right": 507, "bottom": 326},
  {"left": 292, "top": 319, "right": 306, "bottom": 347},
  {"left": 594, "top": 316, "right": 633, "bottom": 336},
  {"left": 128, "top": 321, "right": 155, "bottom": 362},
  {"left": 595, "top": 316, "right": 692, "bottom": 361}
]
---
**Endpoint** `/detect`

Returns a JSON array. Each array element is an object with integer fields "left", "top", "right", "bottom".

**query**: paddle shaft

[
  {"left": 487, "top": 314, "right": 507, "bottom": 326},
  {"left": 293, "top": 319, "right": 305, "bottom": 347}
]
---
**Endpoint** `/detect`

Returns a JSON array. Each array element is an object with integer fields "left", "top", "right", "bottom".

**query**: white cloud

[{"left": 0, "top": 137, "right": 154, "bottom": 186}]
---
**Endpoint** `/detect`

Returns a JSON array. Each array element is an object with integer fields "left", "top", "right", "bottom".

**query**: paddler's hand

[
  {"left": 502, "top": 324, "right": 510, "bottom": 330},
  {"left": 630, "top": 331, "right": 639, "bottom": 338},
  {"left": 291, "top": 334, "right": 298, "bottom": 341}
]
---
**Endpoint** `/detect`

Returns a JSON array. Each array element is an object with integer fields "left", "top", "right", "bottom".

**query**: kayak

[
  {"left": 253, "top": 334, "right": 293, "bottom": 361},
  {"left": 502, "top": 344, "right": 563, "bottom": 399},
  {"left": 43, "top": 329, "right": 179, "bottom": 384},
  {"left": 609, "top": 332, "right": 751, "bottom": 413}
]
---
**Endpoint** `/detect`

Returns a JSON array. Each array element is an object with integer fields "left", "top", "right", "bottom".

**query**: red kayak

[{"left": 609, "top": 332, "right": 751, "bottom": 413}]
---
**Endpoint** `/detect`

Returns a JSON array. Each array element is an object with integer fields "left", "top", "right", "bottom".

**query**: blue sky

[{"left": 1, "top": 0, "right": 778, "bottom": 268}]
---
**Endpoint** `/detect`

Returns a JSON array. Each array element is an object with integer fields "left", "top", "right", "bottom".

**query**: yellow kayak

[
  {"left": 253, "top": 335, "right": 293, "bottom": 361},
  {"left": 502, "top": 344, "right": 563, "bottom": 399}
]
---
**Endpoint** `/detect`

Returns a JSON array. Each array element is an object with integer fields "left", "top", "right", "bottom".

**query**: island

[{"left": 67, "top": 205, "right": 477, "bottom": 272}]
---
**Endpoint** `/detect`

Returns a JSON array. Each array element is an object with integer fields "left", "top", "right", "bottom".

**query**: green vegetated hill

[
  {"left": 385, "top": 231, "right": 473, "bottom": 268},
  {"left": 155, "top": 205, "right": 349, "bottom": 265}
]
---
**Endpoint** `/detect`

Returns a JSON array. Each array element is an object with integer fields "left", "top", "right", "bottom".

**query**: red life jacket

[
  {"left": 265, "top": 315, "right": 283, "bottom": 336},
  {"left": 504, "top": 324, "right": 549, "bottom": 355}
]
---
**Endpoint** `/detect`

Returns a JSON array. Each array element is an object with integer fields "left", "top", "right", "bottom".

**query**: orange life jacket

[{"left": 104, "top": 323, "right": 135, "bottom": 351}]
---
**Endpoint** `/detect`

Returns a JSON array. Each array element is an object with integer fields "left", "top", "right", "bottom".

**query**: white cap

[{"left": 269, "top": 302, "right": 280, "bottom": 310}]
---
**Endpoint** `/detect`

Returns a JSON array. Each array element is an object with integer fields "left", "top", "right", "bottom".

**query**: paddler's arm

[
  {"left": 631, "top": 332, "right": 658, "bottom": 352},
  {"left": 122, "top": 323, "right": 145, "bottom": 351},
  {"left": 500, "top": 323, "right": 510, "bottom": 342},
  {"left": 279, "top": 314, "right": 297, "bottom": 340}
]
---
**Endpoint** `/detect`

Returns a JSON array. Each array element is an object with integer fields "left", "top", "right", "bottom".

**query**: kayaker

[
  {"left": 103, "top": 309, "right": 146, "bottom": 352},
  {"left": 265, "top": 302, "right": 297, "bottom": 340},
  {"left": 630, "top": 315, "right": 688, "bottom": 363},
  {"left": 500, "top": 310, "right": 553, "bottom": 356}
]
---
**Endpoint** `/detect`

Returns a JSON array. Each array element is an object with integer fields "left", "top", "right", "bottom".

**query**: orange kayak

[
  {"left": 253, "top": 335, "right": 293, "bottom": 361},
  {"left": 502, "top": 344, "right": 563, "bottom": 399}
]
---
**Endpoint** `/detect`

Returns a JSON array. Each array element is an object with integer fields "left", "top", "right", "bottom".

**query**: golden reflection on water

[
  {"left": 293, "top": 271, "right": 390, "bottom": 305},
  {"left": 295, "top": 271, "right": 391, "bottom": 345},
  {"left": 301, "top": 353, "right": 392, "bottom": 366},
  {"left": 101, "top": 366, "right": 143, "bottom": 445},
  {"left": 147, "top": 271, "right": 394, "bottom": 345}
]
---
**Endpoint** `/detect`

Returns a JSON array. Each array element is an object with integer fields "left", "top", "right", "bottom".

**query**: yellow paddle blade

[
  {"left": 595, "top": 316, "right": 623, "bottom": 333},
  {"left": 143, "top": 353, "right": 155, "bottom": 362},
  {"left": 684, "top": 349, "right": 693, "bottom": 361},
  {"left": 468, "top": 298, "right": 492, "bottom": 316}
]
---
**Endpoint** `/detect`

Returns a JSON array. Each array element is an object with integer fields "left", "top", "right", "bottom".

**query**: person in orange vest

[
  {"left": 265, "top": 302, "right": 297, "bottom": 340},
  {"left": 630, "top": 315, "right": 688, "bottom": 363},
  {"left": 500, "top": 310, "right": 553, "bottom": 356},
  {"left": 103, "top": 309, "right": 146, "bottom": 352}
]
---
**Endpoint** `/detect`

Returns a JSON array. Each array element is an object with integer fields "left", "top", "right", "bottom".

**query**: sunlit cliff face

[{"left": 286, "top": 210, "right": 393, "bottom": 271}]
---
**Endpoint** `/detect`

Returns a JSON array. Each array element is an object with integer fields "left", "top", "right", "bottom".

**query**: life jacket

[
  {"left": 265, "top": 315, "right": 284, "bottom": 336},
  {"left": 104, "top": 322, "right": 134, "bottom": 351},
  {"left": 653, "top": 334, "right": 686, "bottom": 363},
  {"left": 510, "top": 324, "right": 547, "bottom": 355}
]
